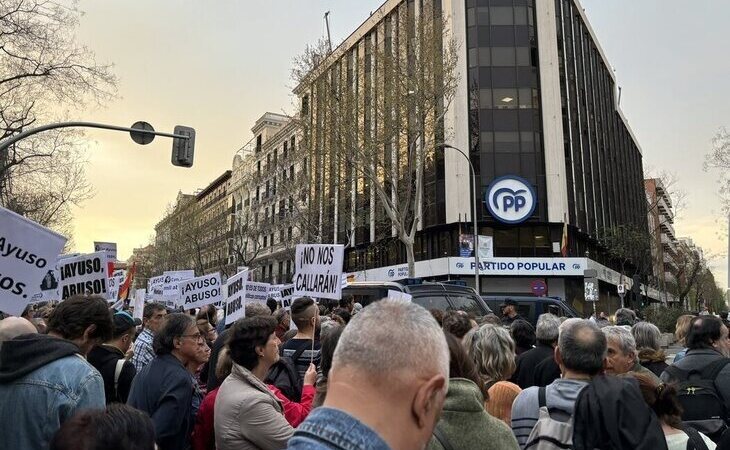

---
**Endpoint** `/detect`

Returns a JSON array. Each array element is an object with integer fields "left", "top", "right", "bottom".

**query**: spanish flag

[
  {"left": 560, "top": 222, "right": 568, "bottom": 257},
  {"left": 119, "top": 262, "right": 136, "bottom": 301}
]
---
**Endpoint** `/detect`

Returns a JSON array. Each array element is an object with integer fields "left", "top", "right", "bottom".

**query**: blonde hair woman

[
  {"left": 464, "top": 324, "right": 522, "bottom": 425},
  {"left": 673, "top": 314, "right": 694, "bottom": 362}
]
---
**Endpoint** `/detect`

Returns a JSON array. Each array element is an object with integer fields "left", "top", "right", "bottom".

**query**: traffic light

[{"left": 171, "top": 125, "right": 195, "bottom": 167}]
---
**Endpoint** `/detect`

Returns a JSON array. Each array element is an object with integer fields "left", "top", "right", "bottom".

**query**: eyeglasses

[{"left": 180, "top": 333, "right": 205, "bottom": 343}]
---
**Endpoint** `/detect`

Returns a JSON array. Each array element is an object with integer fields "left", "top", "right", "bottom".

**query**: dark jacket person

[
  {"left": 88, "top": 311, "right": 140, "bottom": 403},
  {"left": 128, "top": 313, "right": 203, "bottom": 450},
  {"left": 512, "top": 314, "right": 560, "bottom": 389}
]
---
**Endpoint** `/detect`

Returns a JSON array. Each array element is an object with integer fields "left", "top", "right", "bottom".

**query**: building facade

[
  {"left": 295, "top": 0, "right": 652, "bottom": 314},
  {"left": 644, "top": 178, "right": 678, "bottom": 303},
  {"left": 195, "top": 171, "right": 233, "bottom": 275}
]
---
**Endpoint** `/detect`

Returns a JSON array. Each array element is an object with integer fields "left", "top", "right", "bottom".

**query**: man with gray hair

[
  {"left": 512, "top": 314, "right": 561, "bottom": 389},
  {"left": 287, "top": 299, "right": 449, "bottom": 450},
  {"left": 511, "top": 319, "right": 607, "bottom": 448},
  {"left": 0, "top": 317, "right": 37, "bottom": 350},
  {"left": 602, "top": 325, "right": 659, "bottom": 381}
]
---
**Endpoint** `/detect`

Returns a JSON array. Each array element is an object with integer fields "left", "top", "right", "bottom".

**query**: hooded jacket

[
  {"left": 638, "top": 348, "right": 668, "bottom": 378},
  {"left": 572, "top": 375, "right": 668, "bottom": 450},
  {"left": 0, "top": 333, "right": 105, "bottom": 449},
  {"left": 87, "top": 344, "right": 137, "bottom": 404}
]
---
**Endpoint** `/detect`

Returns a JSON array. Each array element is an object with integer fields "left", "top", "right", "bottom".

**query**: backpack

[
  {"left": 683, "top": 425, "right": 710, "bottom": 450},
  {"left": 113, "top": 359, "right": 125, "bottom": 401},
  {"left": 524, "top": 386, "right": 574, "bottom": 450},
  {"left": 265, "top": 344, "right": 308, "bottom": 402},
  {"left": 664, "top": 358, "right": 730, "bottom": 441}
]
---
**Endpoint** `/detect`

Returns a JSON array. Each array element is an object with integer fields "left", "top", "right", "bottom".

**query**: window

[
  {"left": 491, "top": 47, "right": 515, "bottom": 66},
  {"left": 516, "top": 47, "right": 530, "bottom": 66},
  {"left": 514, "top": 6, "right": 528, "bottom": 25},
  {"left": 493, "top": 88, "right": 518, "bottom": 109},
  {"left": 283, "top": 142, "right": 287, "bottom": 158},
  {"left": 257, "top": 161, "right": 261, "bottom": 175},
  {"left": 273, "top": 149, "right": 278, "bottom": 165},
  {"left": 476, "top": 7, "right": 489, "bottom": 26},
  {"left": 263, "top": 236, "right": 268, "bottom": 247},
  {"left": 478, "top": 48, "right": 491, "bottom": 66},
  {"left": 256, "top": 134, "right": 262, "bottom": 153},
  {"left": 290, "top": 136, "right": 295, "bottom": 151},
  {"left": 490, "top": 7, "right": 512, "bottom": 25},
  {"left": 288, "top": 227, "right": 293, "bottom": 240},
  {"left": 479, "top": 89, "right": 493, "bottom": 108},
  {"left": 278, "top": 261, "right": 283, "bottom": 278}
]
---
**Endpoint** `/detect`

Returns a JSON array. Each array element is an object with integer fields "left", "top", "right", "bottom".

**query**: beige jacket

[{"left": 214, "top": 363, "right": 293, "bottom": 450}]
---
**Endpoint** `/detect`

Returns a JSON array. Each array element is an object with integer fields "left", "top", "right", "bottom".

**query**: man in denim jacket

[
  {"left": 288, "top": 299, "right": 449, "bottom": 450},
  {"left": 0, "top": 295, "right": 113, "bottom": 449}
]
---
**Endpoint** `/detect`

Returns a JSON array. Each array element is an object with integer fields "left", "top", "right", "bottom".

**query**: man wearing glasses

[
  {"left": 131, "top": 303, "right": 168, "bottom": 372},
  {"left": 127, "top": 313, "right": 206, "bottom": 450}
]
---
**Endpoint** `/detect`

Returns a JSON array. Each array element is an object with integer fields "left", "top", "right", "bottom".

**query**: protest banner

[
  {"left": 293, "top": 244, "right": 344, "bottom": 300},
  {"left": 148, "top": 275, "right": 166, "bottom": 303},
  {"left": 57, "top": 251, "right": 110, "bottom": 300},
  {"left": 271, "top": 284, "right": 295, "bottom": 310},
  {"left": 93, "top": 242, "right": 117, "bottom": 275},
  {"left": 225, "top": 270, "right": 249, "bottom": 325},
  {"left": 133, "top": 288, "right": 146, "bottom": 321},
  {"left": 387, "top": 290, "right": 412, "bottom": 302},
  {"left": 245, "top": 281, "right": 271, "bottom": 305},
  {"left": 107, "top": 270, "right": 125, "bottom": 302},
  {"left": 162, "top": 270, "right": 195, "bottom": 305},
  {"left": 0, "top": 207, "right": 67, "bottom": 316},
  {"left": 178, "top": 273, "right": 222, "bottom": 309}
]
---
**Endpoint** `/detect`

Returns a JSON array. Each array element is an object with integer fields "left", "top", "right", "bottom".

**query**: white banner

[
  {"left": 293, "top": 244, "right": 345, "bottom": 300},
  {"left": 148, "top": 275, "right": 166, "bottom": 303},
  {"left": 133, "top": 288, "right": 146, "bottom": 320},
  {"left": 271, "top": 284, "right": 295, "bottom": 310},
  {"left": 387, "top": 289, "right": 412, "bottom": 302},
  {"left": 93, "top": 242, "right": 117, "bottom": 260},
  {"left": 58, "top": 251, "right": 110, "bottom": 300},
  {"left": 107, "top": 270, "right": 125, "bottom": 302},
  {"left": 162, "top": 270, "right": 195, "bottom": 304},
  {"left": 450, "top": 257, "right": 587, "bottom": 276},
  {"left": 225, "top": 270, "right": 249, "bottom": 325},
  {"left": 245, "top": 281, "right": 271, "bottom": 305},
  {"left": 0, "top": 207, "right": 67, "bottom": 315},
  {"left": 478, "top": 235, "right": 494, "bottom": 259},
  {"left": 178, "top": 273, "right": 222, "bottom": 309}
]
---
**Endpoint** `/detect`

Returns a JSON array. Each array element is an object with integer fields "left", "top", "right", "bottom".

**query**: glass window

[
  {"left": 491, "top": 26, "right": 515, "bottom": 46},
  {"left": 467, "top": 7, "right": 476, "bottom": 27},
  {"left": 516, "top": 47, "right": 530, "bottom": 66},
  {"left": 520, "top": 131, "right": 534, "bottom": 142},
  {"left": 491, "top": 67, "right": 516, "bottom": 88},
  {"left": 469, "top": 48, "right": 478, "bottom": 68},
  {"left": 495, "top": 132, "right": 519, "bottom": 142},
  {"left": 479, "top": 89, "right": 493, "bottom": 108},
  {"left": 490, "top": 6, "right": 513, "bottom": 25},
  {"left": 478, "top": 48, "right": 491, "bottom": 66},
  {"left": 514, "top": 6, "right": 528, "bottom": 25},
  {"left": 492, "top": 110, "right": 519, "bottom": 131},
  {"left": 448, "top": 294, "right": 485, "bottom": 316},
  {"left": 494, "top": 142, "right": 519, "bottom": 153},
  {"left": 477, "top": 7, "right": 489, "bottom": 25},
  {"left": 493, "top": 88, "right": 518, "bottom": 109},
  {"left": 491, "top": 47, "right": 515, "bottom": 66},
  {"left": 412, "top": 295, "right": 451, "bottom": 312},
  {"left": 518, "top": 88, "right": 533, "bottom": 108}
]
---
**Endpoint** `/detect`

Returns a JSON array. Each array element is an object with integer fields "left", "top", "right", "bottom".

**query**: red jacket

[{"left": 190, "top": 384, "right": 315, "bottom": 450}]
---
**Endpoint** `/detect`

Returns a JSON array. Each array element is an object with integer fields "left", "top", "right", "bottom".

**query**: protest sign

[
  {"left": 387, "top": 290, "right": 412, "bottom": 302},
  {"left": 58, "top": 251, "right": 110, "bottom": 300},
  {"left": 133, "top": 288, "right": 146, "bottom": 321},
  {"left": 293, "top": 244, "right": 344, "bottom": 300},
  {"left": 272, "top": 284, "right": 295, "bottom": 310},
  {"left": 148, "top": 275, "right": 166, "bottom": 303},
  {"left": 162, "top": 270, "right": 195, "bottom": 304},
  {"left": 93, "top": 242, "right": 117, "bottom": 275},
  {"left": 245, "top": 281, "right": 271, "bottom": 305},
  {"left": 0, "top": 207, "right": 67, "bottom": 316},
  {"left": 178, "top": 273, "right": 222, "bottom": 309},
  {"left": 225, "top": 270, "right": 249, "bottom": 325},
  {"left": 106, "top": 269, "right": 126, "bottom": 302}
]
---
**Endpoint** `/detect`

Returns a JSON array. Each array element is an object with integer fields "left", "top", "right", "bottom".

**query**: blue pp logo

[
  {"left": 485, "top": 176, "right": 536, "bottom": 224},
  {"left": 388, "top": 269, "right": 395, "bottom": 277},
  {"left": 456, "top": 262, "right": 464, "bottom": 268}
]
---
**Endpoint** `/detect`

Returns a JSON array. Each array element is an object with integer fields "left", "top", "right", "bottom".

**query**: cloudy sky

[{"left": 68, "top": 0, "right": 729, "bottom": 289}]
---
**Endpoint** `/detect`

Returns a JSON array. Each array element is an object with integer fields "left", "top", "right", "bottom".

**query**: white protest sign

[
  {"left": 58, "top": 251, "right": 110, "bottom": 300},
  {"left": 148, "top": 275, "right": 166, "bottom": 303},
  {"left": 387, "top": 290, "right": 412, "bottom": 302},
  {"left": 0, "top": 207, "right": 67, "bottom": 316},
  {"left": 245, "top": 281, "right": 271, "bottom": 305},
  {"left": 178, "top": 273, "right": 222, "bottom": 309},
  {"left": 163, "top": 270, "right": 195, "bottom": 304},
  {"left": 93, "top": 242, "right": 117, "bottom": 260},
  {"left": 293, "top": 244, "right": 344, "bottom": 300},
  {"left": 133, "top": 288, "right": 146, "bottom": 321},
  {"left": 273, "top": 284, "right": 295, "bottom": 310},
  {"left": 225, "top": 270, "right": 249, "bottom": 325},
  {"left": 107, "top": 269, "right": 126, "bottom": 302}
]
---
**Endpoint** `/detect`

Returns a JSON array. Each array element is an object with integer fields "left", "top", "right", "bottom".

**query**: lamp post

[{"left": 441, "top": 144, "right": 480, "bottom": 295}]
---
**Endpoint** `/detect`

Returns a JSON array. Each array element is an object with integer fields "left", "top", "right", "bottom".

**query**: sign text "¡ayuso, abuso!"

[
  {"left": 58, "top": 251, "right": 109, "bottom": 300},
  {"left": 178, "top": 273, "right": 222, "bottom": 310}
]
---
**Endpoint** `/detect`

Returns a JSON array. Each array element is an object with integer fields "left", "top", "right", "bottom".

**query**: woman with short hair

[
  {"left": 632, "top": 321, "right": 668, "bottom": 377},
  {"left": 464, "top": 324, "right": 522, "bottom": 426}
]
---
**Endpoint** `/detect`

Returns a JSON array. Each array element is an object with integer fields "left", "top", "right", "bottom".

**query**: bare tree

[
  {"left": 293, "top": 2, "right": 459, "bottom": 276},
  {"left": 705, "top": 127, "right": 730, "bottom": 213},
  {"left": 0, "top": 0, "right": 116, "bottom": 233}
]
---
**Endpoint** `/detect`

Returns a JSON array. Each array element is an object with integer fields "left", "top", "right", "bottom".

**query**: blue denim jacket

[
  {"left": 0, "top": 353, "right": 105, "bottom": 449},
  {"left": 287, "top": 407, "right": 391, "bottom": 450}
]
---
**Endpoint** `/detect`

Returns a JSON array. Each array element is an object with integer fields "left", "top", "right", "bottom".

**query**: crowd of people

[{"left": 1, "top": 294, "right": 730, "bottom": 450}]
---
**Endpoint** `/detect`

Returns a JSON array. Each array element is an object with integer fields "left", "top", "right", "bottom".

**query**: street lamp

[{"left": 440, "top": 144, "right": 480, "bottom": 295}]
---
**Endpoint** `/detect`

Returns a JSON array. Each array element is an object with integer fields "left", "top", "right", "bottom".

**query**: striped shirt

[
  {"left": 131, "top": 328, "right": 155, "bottom": 372},
  {"left": 281, "top": 338, "right": 321, "bottom": 381}
]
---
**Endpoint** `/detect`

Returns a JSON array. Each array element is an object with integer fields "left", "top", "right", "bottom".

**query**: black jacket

[
  {"left": 0, "top": 334, "right": 80, "bottom": 382},
  {"left": 127, "top": 354, "right": 194, "bottom": 450},
  {"left": 533, "top": 353, "right": 562, "bottom": 387},
  {"left": 512, "top": 343, "right": 555, "bottom": 389},
  {"left": 87, "top": 344, "right": 136, "bottom": 404},
  {"left": 573, "top": 375, "right": 668, "bottom": 450}
]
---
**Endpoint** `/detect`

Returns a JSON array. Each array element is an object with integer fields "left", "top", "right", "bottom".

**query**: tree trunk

[{"left": 405, "top": 240, "right": 416, "bottom": 278}]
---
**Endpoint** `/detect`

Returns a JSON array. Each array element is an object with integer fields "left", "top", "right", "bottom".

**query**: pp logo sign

[{"left": 485, "top": 176, "right": 536, "bottom": 224}]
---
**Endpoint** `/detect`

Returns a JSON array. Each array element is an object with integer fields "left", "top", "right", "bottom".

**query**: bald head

[{"left": 0, "top": 317, "right": 37, "bottom": 346}]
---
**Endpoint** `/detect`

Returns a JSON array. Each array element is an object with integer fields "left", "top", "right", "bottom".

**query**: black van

[
  {"left": 483, "top": 296, "right": 580, "bottom": 326},
  {"left": 342, "top": 281, "right": 492, "bottom": 317}
]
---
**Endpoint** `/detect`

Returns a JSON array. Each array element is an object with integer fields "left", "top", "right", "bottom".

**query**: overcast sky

[{"left": 68, "top": 0, "right": 729, "bottom": 289}]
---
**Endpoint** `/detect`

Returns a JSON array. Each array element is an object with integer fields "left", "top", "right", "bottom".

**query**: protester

[
  {"left": 632, "top": 321, "right": 668, "bottom": 377},
  {"left": 288, "top": 299, "right": 449, "bottom": 450},
  {"left": 430, "top": 309, "right": 445, "bottom": 326},
  {"left": 87, "top": 311, "right": 140, "bottom": 404},
  {"left": 595, "top": 311, "right": 610, "bottom": 328},
  {"left": 274, "top": 307, "right": 291, "bottom": 340},
  {"left": 427, "top": 332, "right": 519, "bottom": 449},
  {"left": 572, "top": 374, "right": 669, "bottom": 450},
  {"left": 50, "top": 403, "right": 156, "bottom": 450},
  {"left": 331, "top": 308, "right": 351, "bottom": 325},
  {"left": 500, "top": 299, "right": 526, "bottom": 326},
  {"left": 511, "top": 319, "right": 606, "bottom": 448},
  {"left": 131, "top": 302, "right": 167, "bottom": 372},
  {"left": 512, "top": 313, "right": 560, "bottom": 389},
  {"left": 480, "top": 313, "right": 503, "bottom": 326},
  {"left": 192, "top": 347, "right": 232, "bottom": 450},
  {"left": 615, "top": 308, "right": 637, "bottom": 327},
  {"left": 721, "top": 311, "right": 730, "bottom": 330},
  {"left": 674, "top": 314, "right": 695, "bottom": 362},
  {"left": 187, "top": 333, "right": 211, "bottom": 420},
  {"left": 339, "top": 295, "right": 354, "bottom": 313},
  {"left": 280, "top": 297, "right": 321, "bottom": 383},
  {"left": 0, "top": 316, "right": 36, "bottom": 348},
  {"left": 442, "top": 310, "right": 474, "bottom": 339},
  {"left": 0, "top": 295, "right": 113, "bottom": 449},
  {"left": 661, "top": 315, "right": 730, "bottom": 442},
  {"left": 510, "top": 319, "right": 536, "bottom": 356},
  {"left": 214, "top": 316, "right": 295, "bottom": 449},
  {"left": 630, "top": 373, "right": 717, "bottom": 450},
  {"left": 352, "top": 302, "right": 363, "bottom": 316},
  {"left": 465, "top": 324, "right": 522, "bottom": 425},
  {"left": 602, "top": 325, "right": 659, "bottom": 381},
  {"left": 127, "top": 313, "right": 200, "bottom": 450},
  {"left": 313, "top": 324, "right": 345, "bottom": 408}
]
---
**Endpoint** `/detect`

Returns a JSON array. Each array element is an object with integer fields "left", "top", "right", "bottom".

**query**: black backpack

[
  {"left": 265, "top": 344, "right": 307, "bottom": 402},
  {"left": 664, "top": 358, "right": 730, "bottom": 442},
  {"left": 683, "top": 425, "right": 710, "bottom": 450}
]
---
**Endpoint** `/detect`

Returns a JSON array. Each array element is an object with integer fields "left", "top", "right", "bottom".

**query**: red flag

[{"left": 119, "top": 262, "right": 136, "bottom": 300}]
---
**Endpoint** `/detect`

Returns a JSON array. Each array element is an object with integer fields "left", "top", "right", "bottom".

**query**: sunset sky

[{"left": 67, "top": 0, "right": 729, "bottom": 289}]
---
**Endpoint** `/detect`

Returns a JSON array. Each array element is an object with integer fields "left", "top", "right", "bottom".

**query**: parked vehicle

[
  {"left": 482, "top": 295, "right": 580, "bottom": 326},
  {"left": 342, "top": 281, "right": 492, "bottom": 317}
]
